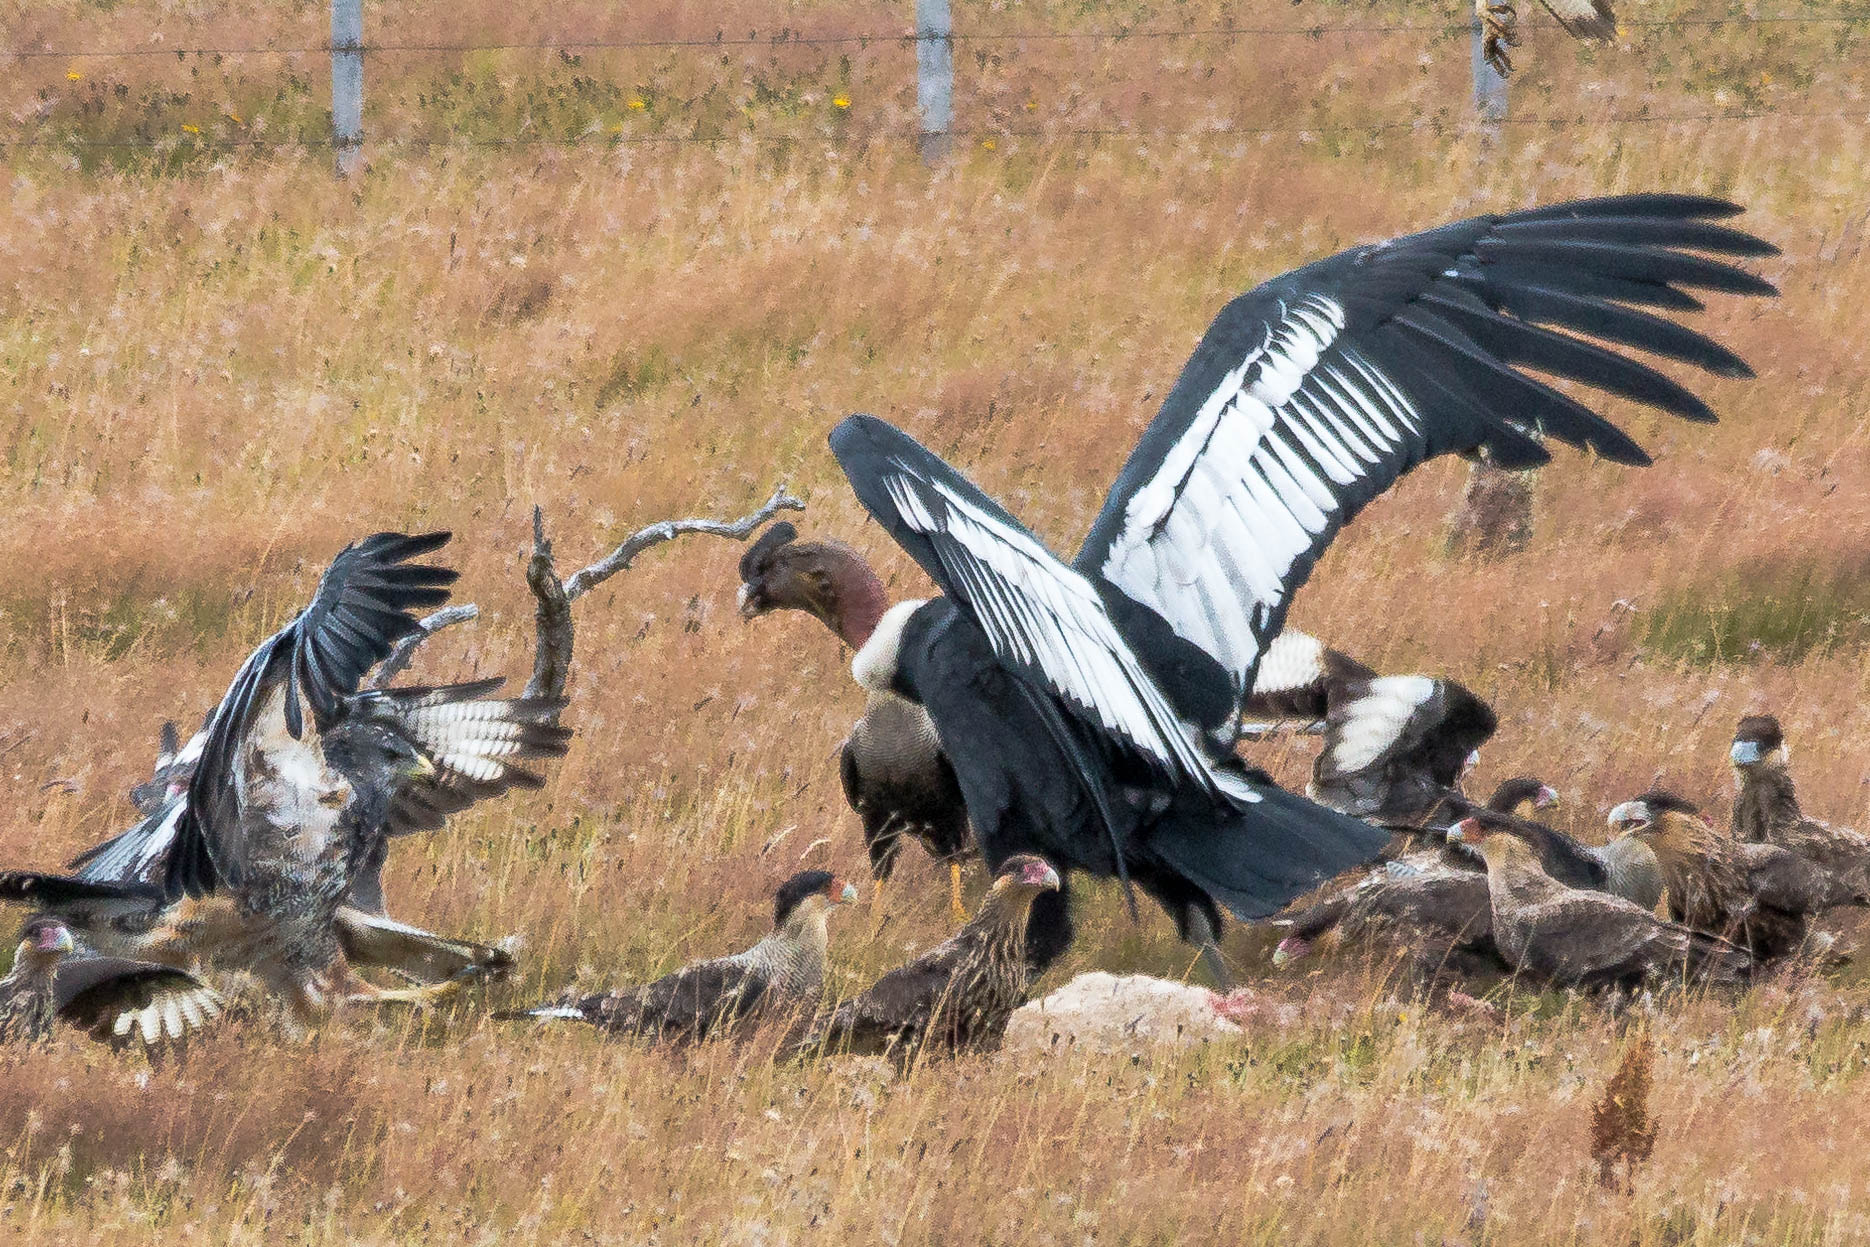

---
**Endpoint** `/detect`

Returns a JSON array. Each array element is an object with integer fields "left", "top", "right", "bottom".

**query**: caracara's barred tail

[
  {"left": 492, "top": 1002, "right": 590, "bottom": 1023},
  {"left": 53, "top": 959, "right": 226, "bottom": 1049}
]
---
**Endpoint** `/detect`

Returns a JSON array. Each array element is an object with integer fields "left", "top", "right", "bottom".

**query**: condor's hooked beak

[
  {"left": 1607, "top": 800, "right": 1651, "bottom": 833},
  {"left": 1730, "top": 739, "right": 1765, "bottom": 766}
]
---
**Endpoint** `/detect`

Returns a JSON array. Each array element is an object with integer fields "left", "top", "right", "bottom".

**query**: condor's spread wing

[
  {"left": 164, "top": 532, "right": 457, "bottom": 899},
  {"left": 829, "top": 415, "right": 1256, "bottom": 809},
  {"left": 1074, "top": 195, "right": 1775, "bottom": 724}
]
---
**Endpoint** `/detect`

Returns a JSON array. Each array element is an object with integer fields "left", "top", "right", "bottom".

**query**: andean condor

[
  {"left": 825, "top": 194, "right": 1775, "bottom": 983},
  {"left": 793, "top": 854, "right": 1060, "bottom": 1061},
  {"left": 499, "top": 870, "right": 858, "bottom": 1041},
  {"left": 0, "top": 916, "right": 224, "bottom": 1050},
  {"left": 1448, "top": 818, "right": 1751, "bottom": 992},
  {"left": 1730, "top": 714, "right": 1870, "bottom": 892},
  {"left": 738, "top": 524, "right": 973, "bottom": 919},
  {"left": 1609, "top": 790, "right": 1868, "bottom": 961}
]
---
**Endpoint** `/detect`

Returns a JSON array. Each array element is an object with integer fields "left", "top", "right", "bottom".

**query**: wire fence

[{"left": 3, "top": 5, "right": 1867, "bottom": 168}]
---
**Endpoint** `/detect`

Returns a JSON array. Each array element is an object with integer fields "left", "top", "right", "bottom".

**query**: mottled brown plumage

[
  {"left": 501, "top": 871, "right": 855, "bottom": 1042},
  {"left": 0, "top": 917, "right": 223, "bottom": 1050},
  {"left": 1456, "top": 822, "right": 1751, "bottom": 991},
  {"left": 1271, "top": 852, "right": 1503, "bottom": 987},
  {"left": 796, "top": 855, "right": 1060, "bottom": 1061},
  {"left": 1731, "top": 715, "right": 1870, "bottom": 892},
  {"left": 1610, "top": 792, "right": 1865, "bottom": 961}
]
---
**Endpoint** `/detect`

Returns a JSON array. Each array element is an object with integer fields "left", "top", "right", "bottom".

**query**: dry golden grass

[{"left": 4, "top": 0, "right": 1870, "bottom": 1240}]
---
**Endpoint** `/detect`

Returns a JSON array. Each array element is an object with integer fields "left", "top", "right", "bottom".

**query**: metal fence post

[
  {"left": 1470, "top": 15, "right": 1509, "bottom": 123},
  {"left": 916, "top": 0, "right": 954, "bottom": 162},
  {"left": 331, "top": 0, "right": 363, "bottom": 175}
]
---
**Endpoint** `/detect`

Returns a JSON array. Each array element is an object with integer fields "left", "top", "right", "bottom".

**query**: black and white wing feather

[
  {"left": 1075, "top": 195, "right": 1775, "bottom": 721},
  {"left": 830, "top": 416, "right": 1256, "bottom": 809},
  {"left": 164, "top": 532, "right": 457, "bottom": 899}
]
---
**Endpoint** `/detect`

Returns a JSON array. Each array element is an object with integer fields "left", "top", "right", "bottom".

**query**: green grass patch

[{"left": 1641, "top": 551, "right": 1870, "bottom": 667}]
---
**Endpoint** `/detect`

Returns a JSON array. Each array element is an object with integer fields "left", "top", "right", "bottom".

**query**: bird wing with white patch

[
  {"left": 1075, "top": 195, "right": 1775, "bottom": 718},
  {"left": 830, "top": 415, "right": 1257, "bottom": 807},
  {"left": 1317, "top": 675, "right": 1440, "bottom": 780}
]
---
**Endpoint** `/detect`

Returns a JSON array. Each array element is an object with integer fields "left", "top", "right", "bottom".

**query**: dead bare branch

[
  {"left": 562, "top": 486, "right": 807, "bottom": 603},
  {"left": 524, "top": 486, "right": 806, "bottom": 704},
  {"left": 370, "top": 604, "right": 482, "bottom": 689}
]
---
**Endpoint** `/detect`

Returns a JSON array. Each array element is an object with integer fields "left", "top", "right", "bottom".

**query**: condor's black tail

[{"left": 1142, "top": 785, "right": 1389, "bottom": 921}]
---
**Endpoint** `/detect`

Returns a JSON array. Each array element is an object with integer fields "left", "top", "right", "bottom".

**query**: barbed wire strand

[
  {"left": 5, "top": 11, "right": 1870, "bottom": 59},
  {"left": 2, "top": 104, "right": 1863, "bottom": 154}
]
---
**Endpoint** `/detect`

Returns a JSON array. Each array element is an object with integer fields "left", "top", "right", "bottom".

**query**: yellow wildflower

[
  {"left": 66, "top": 69, "right": 82, "bottom": 82},
  {"left": 627, "top": 98, "right": 646, "bottom": 110},
  {"left": 181, "top": 123, "right": 201, "bottom": 134},
  {"left": 832, "top": 94, "right": 850, "bottom": 109}
]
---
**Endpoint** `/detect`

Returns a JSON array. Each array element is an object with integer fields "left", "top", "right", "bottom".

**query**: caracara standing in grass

[
  {"left": 1730, "top": 715, "right": 1870, "bottom": 892},
  {"left": 795, "top": 855, "right": 1060, "bottom": 1061},
  {"left": 1473, "top": 0, "right": 1619, "bottom": 77},
  {"left": 0, "top": 917, "right": 224, "bottom": 1050},
  {"left": 1272, "top": 779, "right": 1662, "bottom": 983},
  {"left": 1448, "top": 818, "right": 1751, "bottom": 992},
  {"left": 1609, "top": 791, "right": 1868, "bottom": 961},
  {"left": 499, "top": 870, "right": 857, "bottom": 1041}
]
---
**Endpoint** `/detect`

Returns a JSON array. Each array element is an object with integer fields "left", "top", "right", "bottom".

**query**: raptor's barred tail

[{"left": 1146, "top": 786, "right": 1389, "bottom": 920}]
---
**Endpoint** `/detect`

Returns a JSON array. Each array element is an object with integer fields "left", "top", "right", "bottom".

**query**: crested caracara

[
  {"left": 499, "top": 870, "right": 857, "bottom": 1040},
  {"left": 1731, "top": 715, "right": 1870, "bottom": 892},
  {"left": 1449, "top": 818, "right": 1750, "bottom": 991},
  {"left": 0, "top": 917, "right": 224, "bottom": 1050},
  {"left": 825, "top": 196, "right": 1771, "bottom": 985},
  {"left": 3, "top": 533, "right": 569, "bottom": 1027},
  {"left": 795, "top": 855, "right": 1060, "bottom": 1060},
  {"left": 1609, "top": 791, "right": 1867, "bottom": 961},
  {"left": 1270, "top": 778, "right": 1653, "bottom": 984}
]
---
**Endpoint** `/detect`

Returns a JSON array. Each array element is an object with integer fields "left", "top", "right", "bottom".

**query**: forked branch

[{"left": 524, "top": 486, "right": 806, "bottom": 701}]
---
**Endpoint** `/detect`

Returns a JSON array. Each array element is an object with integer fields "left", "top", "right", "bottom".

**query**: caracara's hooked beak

[
  {"left": 834, "top": 880, "right": 859, "bottom": 904},
  {"left": 1535, "top": 784, "right": 1561, "bottom": 811},
  {"left": 1020, "top": 861, "right": 1062, "bottom": 892},
  {"left": 34, "top": 924, "right": 75, "bottom": 956},
  {"left": 1730, "top": 739, "right": 1765, "bottom": 766},
  {"left": 1271, "top": 934, "right": 1310, "bottom": 968},
  {"left": 1607, "top": 801, "right": 1651, "bottom": 833},
  {"left": 1445, "top": 817, "right": 1477, "bottom": 845}
]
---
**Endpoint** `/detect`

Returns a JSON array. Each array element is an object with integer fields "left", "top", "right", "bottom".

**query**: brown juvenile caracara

[
  {"left": 1449, "top": 817, "right": 1750, "bottom": 991},
  {"left": 499, "top": 870, "right": 857, "bottom": 1041},
  {"left": 1609, "top": 791, "right": 1867, "bottom": 961},
  {"left": 1273, "top": 779, "right": 1661, "bottom": 981},
  {"left": 1731, "top": 715, "right": 1870, "bottom": 892},
  {"left": 0, "top": 917, "right": 224, "bottom": 1050},
  {"left": 795, "top": 854, "right": 1061, "bottom": 1061}
]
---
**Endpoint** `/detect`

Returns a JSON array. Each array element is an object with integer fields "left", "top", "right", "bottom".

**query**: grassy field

[{"left": 5, "top": 0, "right": 1870, "bottom": 1240}]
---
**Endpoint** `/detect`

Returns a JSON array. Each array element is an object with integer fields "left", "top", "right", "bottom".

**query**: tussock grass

[{"left": 4, "top": 0, "right": 1870, "bottom": 1240}]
